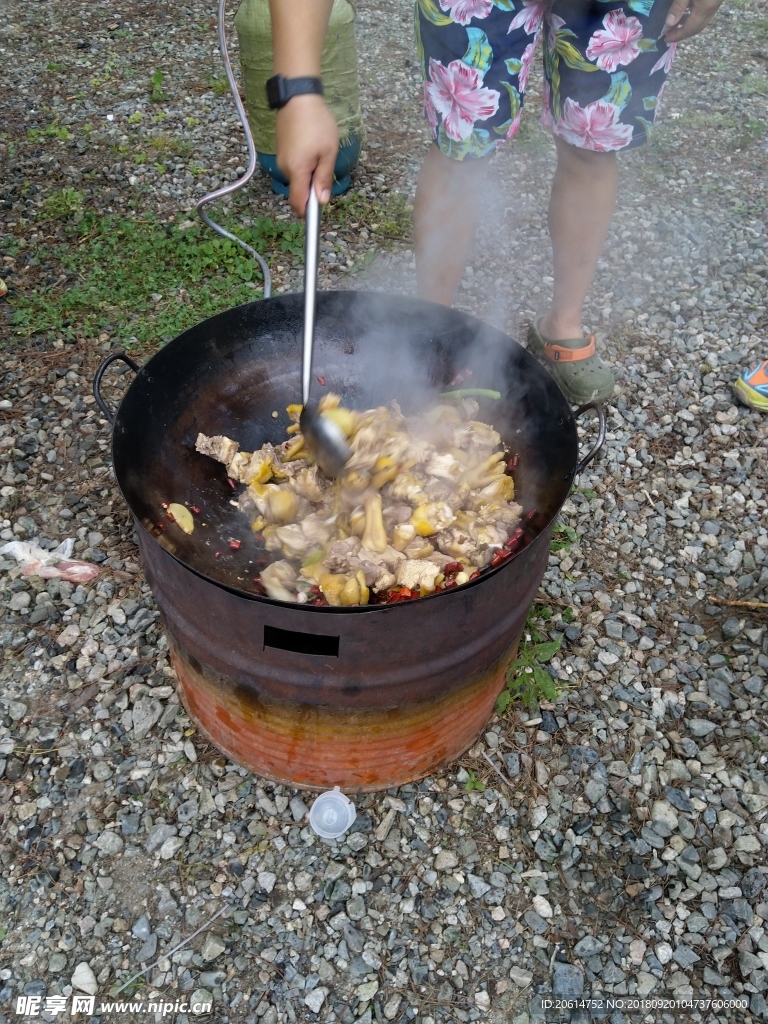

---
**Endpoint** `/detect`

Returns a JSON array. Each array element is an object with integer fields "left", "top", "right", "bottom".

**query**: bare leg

[
  {"left": 539, "top": 136, "right": 619, "bottom": 341},
  {"left": 414, "top": 143, "right": 491, "bottom": 306}
]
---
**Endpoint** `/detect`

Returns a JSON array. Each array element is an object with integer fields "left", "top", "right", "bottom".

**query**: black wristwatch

[{"left": 266, "top": 75, "right": 324, "bottom": 110}]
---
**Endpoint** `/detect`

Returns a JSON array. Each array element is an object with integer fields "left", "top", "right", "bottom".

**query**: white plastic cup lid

[{"left": 309, "top": 786, "right": 357, "bottom": 839}]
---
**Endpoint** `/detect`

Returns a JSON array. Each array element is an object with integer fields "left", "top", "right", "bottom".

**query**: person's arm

[
  {"left": 270, "top": 0, "right": 339, "bottom": 215},
  {"left": 663, "top": 0, "right": 725, "bottom": 43}
]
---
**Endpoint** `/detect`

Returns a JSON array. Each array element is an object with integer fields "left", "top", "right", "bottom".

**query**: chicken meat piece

[
  {"left": 361, "top": 492, "right": 388, "bottom": 553},
  {"left": 410, "top": 501, "right": 455, "bottom": 537},
  {"left": 466, "top": 474, "right": 516, "bottom": 508},
  {"left": 425, "top": 452, "right": 464, "bottom": 483},
  {"left": 264, "top": 514, "right": 335, "bottom": 560},
  {"left": 395, "top": 559, "right": 442, "bottom": 592},
  {"left": 402, "top": 538, "right": 435, "bottom": 560},
  {"left": 465, "top": 420, "right": 502, "bottom": 450},
  {"left": 423, "top": 477, "right": 457, "bottom": 504},
  {"left": 382, "top": 503, "right": 414, "bottom": 530},
  {"left": 227, "top": 446, "right": 277, "bottom": 485},
  {"left": 195, "top": 433, "right": 239, "bottom": 466},
  {"left": 383, "top": 472, "right": 428, "bottom": 505},
  {"left": 260, "top": 560, "right": 298, "bottom": 602},
  {"left": 476, "top": 499, "right": 522, "bottom": 527},
  {"left": 461, "top": 450, "right": 506, "bottom": 490},
  {"left": 247, "top": 482, "right": 307, "bottom": 524},
  {"left": 291, "top": 465, "right": 325, "bottom": 502},
  {"left": 434, "top": 527, "right": 489, "bottom": 567},
  {"left": 372, "top": 571, "right": 397, "bottom": 593},
  {"left": 323, "top": 536, "right": 403, "bottom": 588}
]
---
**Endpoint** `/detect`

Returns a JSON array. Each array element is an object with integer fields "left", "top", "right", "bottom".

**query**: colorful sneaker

[
  {"left": 527, "top": 318, "right": 615, "bottom": 405},
  {"left": 734, "top": 359, "right": 768, "bottom": 411}
]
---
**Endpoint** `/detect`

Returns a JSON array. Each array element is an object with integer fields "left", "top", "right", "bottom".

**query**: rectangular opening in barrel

[{"left": 263, "top": 625, "right": 340, "bottom": 658}]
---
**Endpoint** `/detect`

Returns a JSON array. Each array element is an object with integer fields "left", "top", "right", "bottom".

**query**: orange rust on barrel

[{"left": 170, "top": 636, "right": 520, "bottom": 792}]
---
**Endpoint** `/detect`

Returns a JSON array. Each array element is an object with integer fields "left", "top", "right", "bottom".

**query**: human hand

[
  {"left": 663, "top": 0, "right": 725, "bottom": 43},
  {"left": 275, "top": 94, "right": 339, "bottom": 216}
]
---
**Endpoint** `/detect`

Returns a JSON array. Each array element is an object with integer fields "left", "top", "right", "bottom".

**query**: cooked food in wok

[{"left": 195, "top": 393, "right": 526, "bottom": 606}]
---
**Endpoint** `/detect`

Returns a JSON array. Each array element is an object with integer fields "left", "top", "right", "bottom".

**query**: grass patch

[
  {"left": 6, "top": 210, "right": 305, "bottom": 350},
  {"left": 329, "top": 190, "right": 412, "bottom": 241}
]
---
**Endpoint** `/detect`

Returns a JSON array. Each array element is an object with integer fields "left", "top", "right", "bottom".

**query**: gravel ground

[{"left": 1, "top": 2, "right": 768, "bottom": 1023}]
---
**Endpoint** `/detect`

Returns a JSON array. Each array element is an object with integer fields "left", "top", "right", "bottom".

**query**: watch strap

[{"left": 266, "top": 75, "right": 324, "bottom": 110}]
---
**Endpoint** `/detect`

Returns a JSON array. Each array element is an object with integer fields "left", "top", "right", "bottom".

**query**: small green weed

[
  {"left": 127, "top": 111, "right": 143, "bottom": 125},
  {"left": 550, "top": 522, "right": 577, "bottom": 553},
  {"left": 149, "top": 69, "right": 168, "bottom": 103},
  {"left": 463, "top": 770, "right": 485, "bottom": 792},
  {"left": 734, "top": 117, "right": 766, "bottom": 148},
  {"left": 108, "top": 978, "right": 144, "bottom": 999},
  {"left": 39, "top": 188, "right": 84, "bottom": 221},
  {"left": 46, "top": 62, "right": 67, "bottom": 73},
  {"left": 496, "top": 613, "right": 563, "bottom": 714},
  {"left": 205, "top": 74, "right": 230, "bottom": 96}
]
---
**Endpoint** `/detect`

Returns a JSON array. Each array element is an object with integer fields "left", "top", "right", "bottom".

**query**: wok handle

[
  {"left": 93, "top": 351, "right": 141, "bottom": 424},
  {"left": 572, "top": 402, "right": 607, "bottom": 477}
]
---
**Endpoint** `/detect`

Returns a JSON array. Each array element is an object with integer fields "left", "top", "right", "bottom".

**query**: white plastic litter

[
  {"left": 0, "top": 538, "right": 101, "bottom": 583},
  {"left": 308, "top": 787, "right": 357, "bottom": 839}
]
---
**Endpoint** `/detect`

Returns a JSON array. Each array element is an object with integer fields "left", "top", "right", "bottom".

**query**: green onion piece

[
  {"left": 302, "top": 549, "right": 325, "bottom": 567},
  {"left": 440, "top": 388, "right": 502, "bottom": 400}
]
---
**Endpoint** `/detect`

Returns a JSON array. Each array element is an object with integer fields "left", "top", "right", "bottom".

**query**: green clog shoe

[{"left": 527, "top": 319, "right": 615, "bottom": 405}]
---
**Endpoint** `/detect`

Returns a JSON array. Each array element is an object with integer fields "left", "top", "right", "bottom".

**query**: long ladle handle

[{"left": 302, "top": 183, "right": 320, "bottom": 407}]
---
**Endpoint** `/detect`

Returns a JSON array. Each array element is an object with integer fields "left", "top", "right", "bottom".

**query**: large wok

[
  {"left": 95, "top": 290, "right": 604, "bottom": 601},
  {"left": 93, "top": 291, "right": 605, "bottom": 790}
]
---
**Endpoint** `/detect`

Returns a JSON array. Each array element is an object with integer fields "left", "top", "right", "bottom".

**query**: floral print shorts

[{"left": 417, "top": 0, "right": 677, "bottom": 159}]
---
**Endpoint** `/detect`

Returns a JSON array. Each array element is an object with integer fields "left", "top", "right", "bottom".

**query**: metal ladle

[{"left": 299, "top": 183, "right": 352, "bottom": 476}]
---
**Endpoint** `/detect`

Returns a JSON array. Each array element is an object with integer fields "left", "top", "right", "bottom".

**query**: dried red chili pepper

[
  {"left": 469, "top": 570, "right": 481, "bottom": 581},
  {"left": 443, "top": 579, "right": 457, "bottom": 590},
  {"left": 226, "top": 478, "right": 237, "bottom": 490},
  {"left": 229, "top": 539, "right": 241, "bottom": 551},
  {"left": 165, "top": 510, "right": 175, "bottom": 522},
  {"left": 155, "top": 521, "right": 167, "bottom": 531},
  {"left": 317, "top": 376, "right": 326, "bottom": 386},
  {"left": 506, "top": 455, "right": 519, "bottom": 472},
  {"left": 443, "top": 562, "right": 464, "bottom": 575},
  {"left": 190, "top": 505, "right": 201, "bottom": 515},
  {"left": 160, "top": 501, "right": 169, "bottom": 509},
  {"left": 214, "top": 550, "right": 222, "bottom": 558}
]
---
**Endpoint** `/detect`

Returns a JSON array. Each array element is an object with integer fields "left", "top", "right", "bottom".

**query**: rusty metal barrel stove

[{"left": 95, "top": 292, "right": 604, "bottom": 792}]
